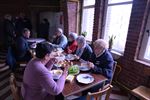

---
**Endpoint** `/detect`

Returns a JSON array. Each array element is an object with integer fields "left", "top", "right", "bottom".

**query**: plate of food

[
  {"left": 50, "top": 69, "right": 63, "bottom": 79},
  {"left": 68, "top": 65, "right": 80, "bottom": 75},
  {"left": 65, "top": 54, "right": 76, "bottom": 60},
  {"left": 76, "top": 74, "right": 94, "bottom": 84},
  {"left": 79, "top": 63, "right": 91, "bottom": 71}
]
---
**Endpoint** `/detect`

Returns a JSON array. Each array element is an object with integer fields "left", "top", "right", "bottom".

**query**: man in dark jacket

[
  {"left": 14, "top": 28, "right": 32, "bottom": 62},
  {"left": 87, "top": 39, "right": 114, "bottom": 92}
]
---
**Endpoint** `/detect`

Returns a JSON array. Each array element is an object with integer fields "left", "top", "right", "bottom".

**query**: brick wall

[
  {"left": 67, "top": 1, "right": 78, "bottom": 33},
  {"left": 116, "top": 0, "right": 150, "bottom": 89}
]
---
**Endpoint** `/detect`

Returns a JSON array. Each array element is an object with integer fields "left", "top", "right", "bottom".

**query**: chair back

[
  {"left": 110, "top": 61, "right": 117, "bottom": 84},
  {"left": 87, "top": 84, "right": 113, "bottom": 100},
  {"left": 10, "top": 73, "right": 20, "bottom": 100}
]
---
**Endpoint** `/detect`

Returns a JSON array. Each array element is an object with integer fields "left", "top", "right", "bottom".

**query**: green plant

[
  {"left": 81, "top": 31, "right": 87, "bottom": 37},
  {"left": 108, "top": 35, "right": 116, "bottom": 50}
]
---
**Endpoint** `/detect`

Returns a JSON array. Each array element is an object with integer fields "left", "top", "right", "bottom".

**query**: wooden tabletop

[{"left": 62, "top": 72, "right": 107, "bottom": 97}]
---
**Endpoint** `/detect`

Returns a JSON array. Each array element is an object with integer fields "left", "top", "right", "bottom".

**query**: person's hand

[
  {"left": 50, "top": 58, "right": 58, "bottom": 64},
  {"left": 68, "top": 49, "right": 72, "bottom": 54},
  {"left": 46, "top": 58, "right": 58, "bottom": 68},
  {"left": 63, "top": 64, "right": 69, "bottom": 78},
  {"left": 87, "top": 62, "right": 95, "bottom": 69},
  {"left": 74, "top": 55, "right": 80, "bottom": 60}
]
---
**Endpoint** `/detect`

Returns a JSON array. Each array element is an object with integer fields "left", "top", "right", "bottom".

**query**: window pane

[
  {"left": 144, "top": 37, "right": 150, "bottom": 60},
  {"left": 83, "top": 0, "right": 95, "bottom": 6},
  {"left": 108, "top": 0, "right": 133, "bottom": 4},
  {"left": 104, "top": 4, "right": 132, "bottom": 53},
  {"left": 81, "top": 8, "right": 94, "bottom": 41}
]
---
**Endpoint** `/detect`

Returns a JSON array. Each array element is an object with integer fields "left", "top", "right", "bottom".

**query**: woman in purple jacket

[{"left": 21, "top": 42, "right": 68, "bottom": 100}]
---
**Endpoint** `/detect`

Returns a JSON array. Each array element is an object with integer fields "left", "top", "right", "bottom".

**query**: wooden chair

[
  {"left": 86, "top": 84, "right": 113, "bottom": 100},
  {"left": 130, "top": 67, "right": 150, "bottom": 100},
  {"left": 110, "top": 61, "right": 117, "bottom": 84},
  {"left": 131, "top": 86, "right": 150, "bottom": 100},
  {"left": 10, "top": 73, "right": 20, "bottom": 100}
]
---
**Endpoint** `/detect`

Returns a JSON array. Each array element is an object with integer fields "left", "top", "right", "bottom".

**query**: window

[
  {"left": 81, "top": 0, "right": 95, "bottom": 41},
  {"left": 139, "top": 12, "right": 150, "bottom": 63},
  {"left": 103, "top": 0, "right": 133, "bottom": 53}
]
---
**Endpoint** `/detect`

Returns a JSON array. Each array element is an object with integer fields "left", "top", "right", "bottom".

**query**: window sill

[
  {"left": 135, "top": 59, "right": 150, "bottom": 67},
  {"left": 110, "top": 50, "right": 123, "bottom": 60}
]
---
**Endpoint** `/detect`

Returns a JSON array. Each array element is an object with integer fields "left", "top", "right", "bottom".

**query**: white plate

[
  {"left": 50, "top": 69, "right": 63, "bottom": 80},
  {"left": 76, "top": 74, "right": 94, "bottom": 84},
  {"left": 54, "top": 64, "right": 62, "bottom": 68},
  {"left": 79, "top": 66, "right": 91, "bottom": 71},
  {"left": 27, "top": 38, "right": 45, "bottom": 43},
  {"left": 66, "top": 54, "right": 75, "bottom": 60}
]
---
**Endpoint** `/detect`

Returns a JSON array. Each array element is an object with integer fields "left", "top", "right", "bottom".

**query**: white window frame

[
  {"left": 102, "top": 0, "right": 133, "bottom": 54},
  {"left": 138, "top": 12, "right": 150, "bottom": 63},
  {"left": 81, "top": 0, "right": 95, "bottom": 42}
]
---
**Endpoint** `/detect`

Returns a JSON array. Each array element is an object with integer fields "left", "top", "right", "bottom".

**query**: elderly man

[
  {"left": 52, "top": 28, "right": 68, "bottom": 49},
  {"left": 89, "top": 39, "right": 114, "bottom": 83}
]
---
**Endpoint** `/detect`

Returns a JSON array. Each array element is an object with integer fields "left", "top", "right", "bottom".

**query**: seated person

[
  {"left": 65, "top": 32, "right": 78, "bottom": 54},
  {"left": 75, "top": 35, "right": 92, "bottom": 61},
  {"left": 14, "top": 28, "right": 32, "bottom": 62},
  {"left": 52, "top": 28, "right": 68, "bottom": 49},
  {"left": 74, "top": 39, "right": 114, "bottom": 100},
  {"left": 21, "top": 42, "right": 68, "bottom": 100},
  {"left": 88, "top": 39, "right": 114, "bottom": 91}
]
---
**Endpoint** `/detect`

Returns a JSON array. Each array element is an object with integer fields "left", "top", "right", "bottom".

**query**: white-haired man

[
  {"left": 52, "top": 28, "right": 68, "bottom": 49},
  {"left": 89, "top": 39, "right": 114, "bottom": 83}
]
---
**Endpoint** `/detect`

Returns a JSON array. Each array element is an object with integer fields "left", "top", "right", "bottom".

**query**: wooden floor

[{"left": 0, "top": 49, "right": 129, "bottom": 100}]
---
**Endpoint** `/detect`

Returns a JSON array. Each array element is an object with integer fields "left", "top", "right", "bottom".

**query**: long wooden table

[{"left": 62, "top": 73, "right": 107, "bottom": 97}]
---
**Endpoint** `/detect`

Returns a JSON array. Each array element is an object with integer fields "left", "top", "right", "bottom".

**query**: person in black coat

[
  {"left": 3, "top": 14, "right": 16, "bottom": 48},
  {"left": 75, "top": 35, "right": 92, "bottom": 61},
  {"left": 15, "top": 13, "right": 32, "bottom": 37},
  {"left": 38, "top": 18, "right": 50, "bottom": 40}
]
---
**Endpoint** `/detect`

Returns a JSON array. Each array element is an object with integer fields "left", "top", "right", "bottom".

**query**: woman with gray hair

[
  {"left": 65, "top": 32, "right": 78, "bottom": 54},
  {"left": 88, "top": 39, "right": 114, "bottom": 85},
  {"left": 75, "top": 35, "right": 92, "bottom": 61}
]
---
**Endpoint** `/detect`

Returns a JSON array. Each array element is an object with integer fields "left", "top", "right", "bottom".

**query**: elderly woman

[
  {"left": 75, "top": 35, "right": 92, "bottom": 61},
  {"left": 65, "top": 32, "right": 78, "bottom": 54},
  {"left": 52, "top": 28, "right": 68, "bottom": 49},
  {"left": 89, "top": 39, "right": 114, "bottom": 83},
  {"left": 21, "top": 42, "right": 68, "bottom": 100}
]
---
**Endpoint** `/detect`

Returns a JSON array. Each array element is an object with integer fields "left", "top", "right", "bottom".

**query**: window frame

[
  {"left": 138, "top": 11, "right": 150, "bottom": 63},
  {"left": 81, "top": 0, "right": 95, "bottom": 42},
  {"left": 102, "top": 0, "right": 133, "bottom": 54}
]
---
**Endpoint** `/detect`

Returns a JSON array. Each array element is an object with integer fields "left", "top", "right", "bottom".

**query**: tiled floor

[{"left": 0, "top": 49, "right": 129, "bottom": 100}]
